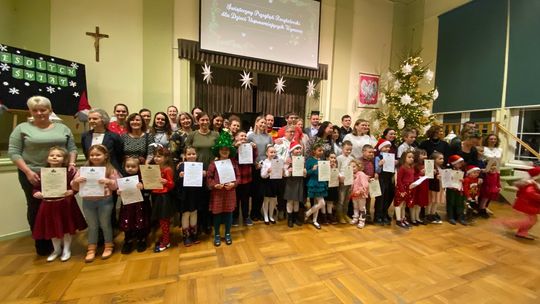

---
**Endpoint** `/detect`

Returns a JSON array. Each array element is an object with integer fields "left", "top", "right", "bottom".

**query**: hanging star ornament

[
  {"left": 275, "top": 76, "right": 286, "bottom": 94},
  {"left": 202, "top": 63, "right": 213, "bottom": 84},
  {"left": 239, "top": 70, "right": 253, "bottom": 90},
  {"left": 306, "top": 80, "right": 316, "bottom": 97}
]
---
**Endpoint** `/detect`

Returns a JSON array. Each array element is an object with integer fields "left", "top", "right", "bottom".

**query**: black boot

[
  {"left": 190, "top": 226, "right": 201, "bottom": 244},
  {"left": 183, "top": 228, "right": 193, "bottom": 247},
  {"left": 294, "top": 212, "right": 303, "bottom": 226},
  {"left": 287, "top": 213, "right": 294, "bottom": 228}
]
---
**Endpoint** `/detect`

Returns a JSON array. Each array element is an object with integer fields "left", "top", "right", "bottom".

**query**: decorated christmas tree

[{"left": 374, "top": 55, "right": 439, "bottom": 137}]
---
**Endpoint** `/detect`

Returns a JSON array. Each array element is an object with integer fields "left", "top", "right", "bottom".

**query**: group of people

[{"left": 8, "top": 95, "right": 539, "bottom": 264}]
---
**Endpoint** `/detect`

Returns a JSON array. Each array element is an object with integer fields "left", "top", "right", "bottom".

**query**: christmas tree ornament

[
  {"left": 397, "top": 117, "right": 405, "bottom": 130},
  {"left": 380, "top": 93, "right": 387, "bottom": 104},
  {"left": 202, "top": 63, "right": 213, "bottom": 84},
  {"left": 425, "top": 69, "right": 434, "bottom": 83},
  {"left": 239, "top": 70, "right": 253, "bottom": 90},
  {"left": 275, "top": 76, "right": 286, "bottom": 94},
  {"left": 432, "top": 89, "right": 439, "bottom": 100},
  {"left": 393, "top": 80, "right": 401, "bottom": 90},
  {"left": 401, "top": 94, "right": 412, "bottom": 105},
  {"left": 401, "top": 63, "right": 413, "bottom": 75}
]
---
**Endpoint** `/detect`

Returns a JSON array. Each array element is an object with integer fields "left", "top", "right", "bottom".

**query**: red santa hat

[
  {"left": 528, "top": 166, "right": 540, "bottom": 180},
  {"left": 466, "top": 165, "right": 481, "bottom": 175},
  {"left": 289, "top": 141, "right": 302, "bottom": 153},
  {"left": 448, "top": 154, "right": 464, "bottom": 165},
  {"left": 375, "top": 138, "right": 391, "bottom": 150}
]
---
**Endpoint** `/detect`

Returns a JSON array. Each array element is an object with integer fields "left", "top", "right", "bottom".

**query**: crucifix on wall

[{"left": 86, "top": 26, "right": 109, "bottom": 62}]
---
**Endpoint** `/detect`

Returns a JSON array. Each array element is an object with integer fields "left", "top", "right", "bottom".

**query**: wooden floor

[{"left": 1, "top": 201, "right": 540, "bottom": 303}]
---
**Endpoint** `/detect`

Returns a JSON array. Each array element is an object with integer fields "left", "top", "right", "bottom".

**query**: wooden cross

[{"left": 85, "top": 26, "right": 109, "bottom": 62}]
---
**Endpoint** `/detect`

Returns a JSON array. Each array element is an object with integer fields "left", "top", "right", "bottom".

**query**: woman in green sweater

[{"left": 8, "top": 96, "right": 78, "bottom": 256}]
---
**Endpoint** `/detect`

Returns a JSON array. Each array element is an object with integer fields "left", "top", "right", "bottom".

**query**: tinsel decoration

[
  {"left": 211, "top": 131, "right": 236, "bottom": 157},
  {"left": 374, "top": 53, "right": 438, "bottom": 139}
]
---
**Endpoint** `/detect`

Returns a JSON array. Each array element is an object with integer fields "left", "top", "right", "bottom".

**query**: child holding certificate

[
  {"left": 233, "top": 131, "right": 257, "bottom": 227},
  {"left": 427, "top": 152, "right": 445, "bottom": 224},
  {"left": 283, "top": 141, "right": 306, "bottom": 228},
  {"left": 350, "top": 160, "right": 370, "bottom": 229},
  {"left": 175, "top": 147, "right": 205, "bottom": 247},
  {"left": 32, "top": 146, "right": 87, "bottom": 262},
  {"left": 321, "top": 153, "right": 339, "bottom": 225},
  {"left": 411, "top": 149, "right": 429, "bottom": 225},
  {"left": 150, "top": 147, "right": 175, "bottom": 252},
  {"left": 304, "top": 143, "right": 328, "bottom": 229},
  {"left": 336, "top": 141, "right": 354, "bottom": 224},
  {"left": 207, "top": 132, "right": 239, "bottom": 246},
  {"left": 260, "top": 145, "right": 282, "bottom": 225},
  {"left": 446, "top": 155, "right": 466, "bottom": 225},
  {"left": 71, "top": 144, "right": 119, "bottom": 262},
  {"left": 374, "top": 139, "right": 395, "bottom": 226},
  {"left": 394, "top": 150, "right": 415, "bottom": 229},
  {"left": 118, "top": 157, "right": 150, "bottom": 253}
]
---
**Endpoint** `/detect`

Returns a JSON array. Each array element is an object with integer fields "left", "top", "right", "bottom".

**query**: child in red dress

[
  {"left": 501, "top": 167, "right": 540, "bottom": 240},
  {"left": 411, "top": 149, "right": 429, "bottom": 225},
  {"left": 33, "top": 146, "right": 87, "bottom": 262},
  {"left": 394, "top": 150, "right": 415, "bottom": 229}
]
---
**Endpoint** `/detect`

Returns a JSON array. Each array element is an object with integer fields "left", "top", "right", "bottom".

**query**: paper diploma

[
  {"left": 382, "top": 152, "right": 395, "bottom": 173},
  {"left": 452, "top": 170, "right": 464, "bottom": 190},
  {"left": 424, "top": 160, "right": 434, "bottom": 178},
  {"left": 270, "top": 159, "right": 284, "bottom": 179},
  {"left": 238, "top": 143, "right": 253, "bottom": 165},
  {"left": 343, "top": 165, "right": 354, "bottom": 186},
  {"left": 79, "top": 166, "right": 106, "bottom": 197},
  {"left": 440, "top": 169, "right": 453, "bottom": 188},
  {"left": 215, "top": 159, "right": 236, "bottom": 184},
  {"left": 410, "top": 176, "right": 428, "bottom": 189},
  {"left": 140, "top": 165, "right": 163, "bottom": 190},
  {"left": 117, "top": 176, "right": 143, "bottom": 205},
  {"left": 41, "top": 167, "right": 67, "bottom": 198},
  {"left": 318, "top": 160, "right": 331, "bottom": 182},
  {"left": 369, "top": 179, "right": 382, "bottom": 197},
  {"left": 329, "top": 168, "right": 340, "bottom": 188},
  {"left": 183, "top": 162, "right": 203, "bottom": 187},
  {"left": 292, "top": 156, "right": 305, "bottom": 177}
]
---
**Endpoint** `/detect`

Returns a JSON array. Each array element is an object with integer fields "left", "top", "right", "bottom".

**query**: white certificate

[
  {"left": 452, "top": 170, "right": 464, "bottom": 190},
  {"left": 238, "top": 143, "right": 253, "bottom": 164},
  {"left": 140, "top": 165, "right": 163, "bottom": 190},
  {"left": 270, "top": 159, "right": 284, "bottom": 179},
  {"left": 424, "top": 160, "right": 435, "bottom": 178},
  {"left": 117, "top": 176, "right": 143, "bottom": 205},
  {"left": 343, "top": 165, "right": 354, "bottom": 186},
  {"left": 79, "top": 166, "right": 106, "bottom": 197},
  {"left": 329, "top": 168, "right": 340, "bottom": 188},
  {"left": 440, "top": 169, "right": 453, "bottom": 188},
  {"left": 410, "top": 176, "right": 428, "bottom": 189},
  {"left": 41, "top": 167, "right": 67, "bottom": 198},
  {"left": 215, "top": 159, "right": 236, "bottom": 184},
  {"left": 318, "top": 161, "right": 331, "bottom": 182},
  {"left": 183, "top": 162, "right": 203, "bottom": 187},
  {"left": 369, "top": 179, "right": 382, "bottom": 197},
  {"left": 382, "top": 152, "right": 395, "bottom": 173},
  {"left": 292, "top": 156, "right": 305, "bottom": 177}
]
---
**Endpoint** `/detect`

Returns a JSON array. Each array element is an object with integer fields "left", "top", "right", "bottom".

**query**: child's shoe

[
  {"left": 225, "top": 234, "right": 233, "bottom": 245},
  {"left": 102, "top": 243, "right": 114, "bottom": 259}
]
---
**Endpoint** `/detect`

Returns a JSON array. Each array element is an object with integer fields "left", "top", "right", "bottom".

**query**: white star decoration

[
  {"left": 400, "top": 94, "right": 412, "bottom": 105},
  {"left": 397, "top": 117, "right": 405, "bottom": 130},
  {"left": 46, "top": 86, "right": 55, "bottom": 94},
  {"left": 73, "top": 92, "right": 80, "bottom": 97},
  {"left": 0, "top": 63, "right": 10, "bottom": 72},
  {"left": 239, "top": 70, "right": 253, "bottom": 90},
  {"left": 401, "top": 63, "right": 412, "bottom": 75},
  {"left": 424, "top": 69, "right": 434, "bottom": 83},
  {"left": 8, "top": 87, "right": 19, "bottom": 95},
  {"left": 202, "top": 63, "right": 213, "bottom": 84},
  {"left": 306, "top": 80, "right": 316, "bottom": 97},
  {"left": 69, "top": 80, "right": 77, "bottom": 87},
  {"left": 70, "top": 62, "right": 79, "bottom": 69},
  {"left": 275, "top": 76, "right": 286, "bottom": 94},
  {"left": 0, "top": 44, "right": 7, "bottom": 52}
]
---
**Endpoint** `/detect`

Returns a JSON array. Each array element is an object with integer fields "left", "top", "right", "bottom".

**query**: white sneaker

[
  {"left": 60, "top": 250, "right": 71, "bottom": 262},
  {"left": 350, "top": 217, "right": 359, "bottom": 225},
  {"left": 357, "top": 220, "right": 365, "bottom": 229},
  {"left": 47, "top": 251, "right": 61, "bottom": 262}
]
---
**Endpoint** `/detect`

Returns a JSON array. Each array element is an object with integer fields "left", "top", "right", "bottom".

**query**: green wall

[{"left": 143, "top": 0, "right": 174, "bottom": 113}]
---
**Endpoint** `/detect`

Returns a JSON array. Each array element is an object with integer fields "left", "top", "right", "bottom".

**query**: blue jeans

[{"left": 83, "top": 196, "right": 114, "bottom": 244}]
